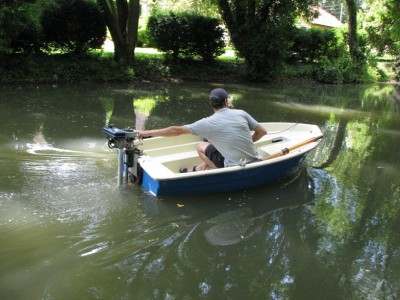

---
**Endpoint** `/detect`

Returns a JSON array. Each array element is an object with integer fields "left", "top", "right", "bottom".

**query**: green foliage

[
  {"left": 288, "top": 28, "right": 337, "bottom": 63},
  {"left": 185, "top": 15, "right": 225, "bottom": 62},
  {"left": 388, "top": 0, "right": 400, "bottom": 43},
  {"left": 240, "top": 23, "right": 293, "bottom": 79},
  {"left": 0, "top": 54, "right": 135, "bottom": 82},
  {"left": 148, "top": 13, "right": 225, "bottom": 62},
  {"left": 314, "top": 29, "right": 374, "bottom": 84},
  {"left": 216, "top": 0, "right": 314, "bottom": 80},
  {"left": 137, "top": 19, "right": 153, "bottom": 47},
  {"left": 314, "top": 55, "right": 349, "bottom": 84},
  {"left": 0, "top": 51, "right": 246, "bottom": 83},
  {"left": 0, "top": 0, "right": 42, "bottom": 54},
  {"left": 360, "top": 0, "right": 399, "bottom": 56},
  {"left": 148, "top": 13, "right": 189, "bottom": 60},
  {"left": 395, "top": 57, "right": 400, "bottom": 81},
  {"left": 149, "top": 0, "right": 220, "bottom": 18},
  {"left": 282, "top": 63, "right": 316, "bottom": 80},
  {"left": 40, "top": 0, "right": 106, "bottom": 54}
]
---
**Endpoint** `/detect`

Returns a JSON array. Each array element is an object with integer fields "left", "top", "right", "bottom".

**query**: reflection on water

[
  {"left": 0, "top": 83, "right": 399, "bottom": 299},
  {"left": 100, "top": 169, "right": 317, "bottom": 299}
]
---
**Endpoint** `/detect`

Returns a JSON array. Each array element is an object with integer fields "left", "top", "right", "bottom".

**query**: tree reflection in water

[{"left": 0, "top": 83, "right": 399, "bottom": 299}]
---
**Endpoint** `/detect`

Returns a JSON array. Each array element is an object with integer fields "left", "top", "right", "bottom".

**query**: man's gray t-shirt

[{"left": 185, "top": 108, "right": 260, "bottom": 167}]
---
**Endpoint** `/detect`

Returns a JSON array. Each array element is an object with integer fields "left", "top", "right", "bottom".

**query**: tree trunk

[
  {"left": 97, "top": 0, "right": 140, "bottom": 66},
  {"left": 126, "top": 0, "right": 140, "bottom": 66},
  {"left": 344, "top": 0, "right": 358, "bottom": 60}
]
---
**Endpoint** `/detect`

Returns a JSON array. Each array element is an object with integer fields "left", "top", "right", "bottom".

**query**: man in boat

[{"left": 137, "top": 88, "right": 267, "bottom": 172}]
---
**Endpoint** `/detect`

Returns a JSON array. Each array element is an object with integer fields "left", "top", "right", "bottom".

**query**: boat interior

[
  {"left": 138, "top": 123, "right": 322, "bottom": 174},
  {"left": 140, "top": 134, "right": 294, "bottom": 174}
]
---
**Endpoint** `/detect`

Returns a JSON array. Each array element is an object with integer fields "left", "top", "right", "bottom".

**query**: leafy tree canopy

[
  {"left": 41, "top": 0, "right": 106, "bottom": 54},
  {"left": 0, "top": 0, "right": 42, "bottom": 54},
  {"left": 216, "top": 0, "right": 314, "bottom": 79},
  {"left": 360, "top": 0, "right": 400, "bottom": 55},
  {"left": 147, "top": 0, "right": 220, "bottom": 18}
]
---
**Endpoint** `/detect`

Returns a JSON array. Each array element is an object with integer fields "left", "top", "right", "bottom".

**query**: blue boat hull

[{"left": 141, "top": 153, "right": 308, "bottom": 196}]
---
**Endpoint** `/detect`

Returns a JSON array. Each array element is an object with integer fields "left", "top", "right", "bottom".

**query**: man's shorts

[{"left": 205, "top": 144, "right": 225, "bottom": 168}]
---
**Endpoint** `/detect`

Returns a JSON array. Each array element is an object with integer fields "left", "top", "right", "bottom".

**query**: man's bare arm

[
  {"left": 137, "top": 126, "right": 190, "bottom": 140},
  {"left": 252, "top": 124, "right": 267, "bottom": 142}
]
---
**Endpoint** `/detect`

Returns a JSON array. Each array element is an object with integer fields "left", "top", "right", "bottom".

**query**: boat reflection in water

[
  {"left": 138, "top": 166, "right": 320, "bottom": 245},
  {"left": 124, "top": 166, "right": 331, "bottom": 298}
]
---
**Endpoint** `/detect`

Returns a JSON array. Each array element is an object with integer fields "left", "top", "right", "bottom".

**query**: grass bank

[
  {"left": 0, "top": 48, "right": 396, "bottom": 84},
  {"left": 0, "top": 48, "right": 249, "bottom": 84}
]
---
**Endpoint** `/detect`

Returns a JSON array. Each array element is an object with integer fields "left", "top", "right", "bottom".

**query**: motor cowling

[{"left": 102, "top": 124, "right": 137, "bottom": 149}]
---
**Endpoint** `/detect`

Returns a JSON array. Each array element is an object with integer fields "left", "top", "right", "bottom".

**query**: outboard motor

[
  {"left": 102, "top": 124, "right": 137, "bottom": 149},
  {"left": 102, "top": 125, "right": 142, "bottom": 185}
]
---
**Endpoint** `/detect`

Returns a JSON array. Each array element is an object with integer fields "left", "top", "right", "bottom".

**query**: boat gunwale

[
  {"left": 137, "top": 122, "right": 323, "bottom": 181},
  {"left": 138, "top": 140, "right": 321, "bottom": 181}
]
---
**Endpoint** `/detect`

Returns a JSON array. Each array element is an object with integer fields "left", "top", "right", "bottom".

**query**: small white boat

[{"left": 103, "top": 122, "right": 323, "bottom": 196}]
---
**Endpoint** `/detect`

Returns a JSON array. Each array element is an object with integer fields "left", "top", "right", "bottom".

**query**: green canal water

[{"left": 0, "top": 82, "right": 399, "bottom": 299}]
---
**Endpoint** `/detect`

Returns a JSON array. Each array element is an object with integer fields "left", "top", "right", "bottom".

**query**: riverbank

[
  {"left": 0, "top": 54, "right": 318, "bottom": 84},
  {"left": 0, "top": 52, "right": 243, "bottom": 84},
  {"left": 0, "top": 48, "right": 396, "bottom": 84}
]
